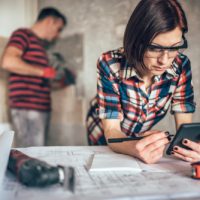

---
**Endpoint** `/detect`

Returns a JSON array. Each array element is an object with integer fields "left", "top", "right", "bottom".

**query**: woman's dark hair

[
  {"left": 123, "top": 0, "right": 188, "bottom": 75},
  {"left": 37, "top": 7, "right": 67, "bottom": 26}
]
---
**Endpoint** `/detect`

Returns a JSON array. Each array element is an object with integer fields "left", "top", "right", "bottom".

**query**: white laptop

[{"left": 0, "top": 131, "right": 14, "bottom": 192}]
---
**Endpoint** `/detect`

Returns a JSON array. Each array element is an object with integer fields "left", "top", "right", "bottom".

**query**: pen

[
  {"left": 108, "top": 136, "right": 143, "bottom": 143},
  {"left": 108, "top": 133, "right": 174, "bottom": 143}
]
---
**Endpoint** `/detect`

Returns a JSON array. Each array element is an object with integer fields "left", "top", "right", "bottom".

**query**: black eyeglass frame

[{"left": 147, "top": 36, "right": 188, "bottom": 51}]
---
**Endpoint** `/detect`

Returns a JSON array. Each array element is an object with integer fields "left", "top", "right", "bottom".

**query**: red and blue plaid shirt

[{"left": 87, "top": 48, "right": 196, "bottom": 145}]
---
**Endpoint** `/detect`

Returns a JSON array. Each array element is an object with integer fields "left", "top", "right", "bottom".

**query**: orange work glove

[{"left": 42, "top": 67, "right": 56, "bottom": 79}]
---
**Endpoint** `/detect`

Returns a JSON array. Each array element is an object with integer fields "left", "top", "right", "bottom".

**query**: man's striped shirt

[{"left": 7, "top": 28, "right": 51, "bottom": 111}]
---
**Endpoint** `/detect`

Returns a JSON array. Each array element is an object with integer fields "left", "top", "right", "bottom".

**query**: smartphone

[{"left": 166, "top": 123, "right": 200, "bottom": 155}]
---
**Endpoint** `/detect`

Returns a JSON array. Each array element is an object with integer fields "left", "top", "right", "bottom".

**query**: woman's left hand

[{"left": 172, "top": 139, "right": 200, "bottom": 163}]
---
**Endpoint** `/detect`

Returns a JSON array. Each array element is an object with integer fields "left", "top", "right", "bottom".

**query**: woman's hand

[
  {"left": 103, "top": 119, "right": 170, "bottom": 164},
  {"left": 172, "top": 139, "right": 200, "bottom": 163},
  {"left": 132, "top": 130, "right": 170, "bottom": 164}
]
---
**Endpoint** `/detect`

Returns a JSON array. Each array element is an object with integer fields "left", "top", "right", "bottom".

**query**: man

[{"left": 1, "top": 7, "right": 67, "bottom": 147}]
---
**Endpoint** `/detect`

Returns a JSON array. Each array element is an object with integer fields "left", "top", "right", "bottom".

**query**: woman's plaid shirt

[{"left": 87, "top": 48, "right": 196, "bottom": 145}]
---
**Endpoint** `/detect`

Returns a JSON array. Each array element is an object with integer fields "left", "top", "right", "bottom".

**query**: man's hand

[{"left": 132, "top": 130, "right": 170, "bottom": 164}]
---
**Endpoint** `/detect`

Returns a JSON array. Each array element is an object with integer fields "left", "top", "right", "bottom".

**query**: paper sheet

[
  {"left": 87, "top": 151, "right": 190, "bottom": 173},
  {"left": 88, "top": 153, "right": 142, "bottom": 172},
  {"left": 2, "top": 146, "right": 200, "bottom": 200}
]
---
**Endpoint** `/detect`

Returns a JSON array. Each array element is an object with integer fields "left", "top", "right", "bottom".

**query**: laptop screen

[{"left": 0, "top": 131, "right": 14, "bottom": 191}]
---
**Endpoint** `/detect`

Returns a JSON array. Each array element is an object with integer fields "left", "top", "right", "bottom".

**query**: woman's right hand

[
  {"left": 132, "top": 130, "right": 170, "bottom": 164},
  {"left": 103, "top": 119, "right": 170, "bottom": 164}
]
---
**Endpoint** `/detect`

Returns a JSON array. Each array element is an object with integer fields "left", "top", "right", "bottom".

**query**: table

[{"left": 2, "top": 146, "right": 200, "bottom": 200}]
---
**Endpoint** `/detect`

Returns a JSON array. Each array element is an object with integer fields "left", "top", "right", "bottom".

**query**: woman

[{"left": 86, "top": 0, "right": 199, "bottom": 164}]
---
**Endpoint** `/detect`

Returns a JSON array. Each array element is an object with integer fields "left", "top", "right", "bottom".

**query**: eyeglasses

[{"left": 145, "top": 36, "right": 188, "bottom": 58}]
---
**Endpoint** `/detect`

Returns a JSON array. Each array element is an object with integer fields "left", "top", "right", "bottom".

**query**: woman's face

[{"left": 143, "top": 26, "right": 183, "bottom": 78}]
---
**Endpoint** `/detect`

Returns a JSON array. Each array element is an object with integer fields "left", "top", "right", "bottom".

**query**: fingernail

[
  {"left": 173, "top": 146, "right": 178, "bottom": 151},
  {"left": 183, "top": 139, "right": 188, "bottom": 144},
  {"left": 167, "top": 135, "right": 172, "bottom": 142},
  {"left": 165, "top": 131, "right": 170, "bottom": 136}
]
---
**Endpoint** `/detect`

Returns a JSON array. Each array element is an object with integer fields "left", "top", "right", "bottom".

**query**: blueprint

[{"left": 2, "top": 146, "right": 200, "bottom": 200}]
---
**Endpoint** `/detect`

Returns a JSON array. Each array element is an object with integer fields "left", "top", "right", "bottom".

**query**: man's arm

[
  {"left": 1, "top": 46, "right": 55, "bottom": 78},
  {"left": 174, "top": 113, "right": 193, "bottom": 130}
]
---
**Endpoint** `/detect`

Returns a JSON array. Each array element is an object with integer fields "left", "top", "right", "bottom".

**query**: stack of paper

[
  {"left": 88, "top": 153, "right": 142, "bottom": 172},
  {"left": 87, "top": 152, "right": 190, "bottom": 173}
]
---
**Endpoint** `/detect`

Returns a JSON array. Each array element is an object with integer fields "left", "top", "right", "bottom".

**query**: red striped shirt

[{"left": 7, "top": 28, "right": 51, "bottom": 111}]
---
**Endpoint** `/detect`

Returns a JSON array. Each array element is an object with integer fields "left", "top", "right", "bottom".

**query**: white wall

[{"left": 0, "top": 0, "right": 38, "bottom": 37}]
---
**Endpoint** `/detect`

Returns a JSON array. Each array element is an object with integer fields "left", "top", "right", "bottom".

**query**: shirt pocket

[
  {"left": 121, "top": 97, "right": 142, "bottom": 121},
  {"left": 149, "top": 93, "right": 173, "bottom": 115}
]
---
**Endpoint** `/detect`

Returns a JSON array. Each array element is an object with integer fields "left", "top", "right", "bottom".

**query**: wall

[{"left": 0, "top": 0, "right": 38, "bottom": 37}]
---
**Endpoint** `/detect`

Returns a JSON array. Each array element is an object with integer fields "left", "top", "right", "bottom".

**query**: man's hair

[
  {"left": 37, "top": 7, "right": 67, "bottom": 26},
  {"left": 123, "top": 0, "right": 188, "bottom": 75}
]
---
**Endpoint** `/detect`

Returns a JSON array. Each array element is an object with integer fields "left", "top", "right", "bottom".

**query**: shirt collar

[
  {"left": 121, "top": 60, "right": 143, "bottom": 81},
  {"left": 158, "top": 59, "right": 180, "bottom": 81}
]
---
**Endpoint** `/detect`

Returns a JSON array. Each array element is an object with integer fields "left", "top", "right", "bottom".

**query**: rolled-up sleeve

[
  {"left": 96, "top": 55, "right": 122, "bottom": 119},
  {"left": 171, "top": 57, "right": 196, "bottom": 114}
]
